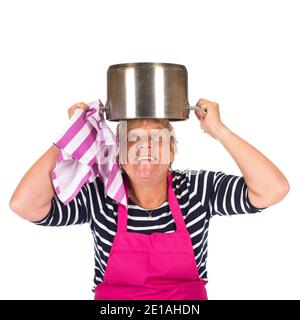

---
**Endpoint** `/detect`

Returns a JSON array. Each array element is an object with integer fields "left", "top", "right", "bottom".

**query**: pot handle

[{"left": 188, "top": 105, "right": 207, "bottom": 116}]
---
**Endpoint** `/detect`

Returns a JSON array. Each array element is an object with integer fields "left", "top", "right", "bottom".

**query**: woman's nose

[
  {"left": 136, "top": 143, "right": 151, "bottom": 152},
  {"left": 136, "top": 135, "right": 153, "bottom": 147}
]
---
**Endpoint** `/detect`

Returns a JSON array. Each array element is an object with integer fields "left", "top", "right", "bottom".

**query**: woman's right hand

[{"left": 68, "top": 102, "right": 90, "bottom": 119}]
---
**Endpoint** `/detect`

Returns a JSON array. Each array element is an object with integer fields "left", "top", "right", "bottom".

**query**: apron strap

[{"left": 117, "top": 171, "right": 187, "bottom": 233}]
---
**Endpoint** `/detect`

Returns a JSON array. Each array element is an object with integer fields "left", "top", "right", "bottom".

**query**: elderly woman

[{"left": 9, "top": 98, "right": 289, "bottom": 300}]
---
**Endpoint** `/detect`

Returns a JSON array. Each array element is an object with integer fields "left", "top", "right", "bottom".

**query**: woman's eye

[
  {"left": 151, "top": 133, "right": 161, "bottom": 141},
  {"left": 128, "top": 134, "right": 138, "bottom": 141},
  {"left": 152, "top": 135, "right": 159, "bottom": 141}
]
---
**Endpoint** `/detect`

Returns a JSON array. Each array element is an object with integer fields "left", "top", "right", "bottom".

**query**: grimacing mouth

[{"left": 134, "top": 154, "right": 158, "bottom": 161}]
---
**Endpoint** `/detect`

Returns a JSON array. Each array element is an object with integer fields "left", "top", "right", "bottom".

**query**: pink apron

[{"left": 94, "top": 172, "right": 208, "bottom": 300}]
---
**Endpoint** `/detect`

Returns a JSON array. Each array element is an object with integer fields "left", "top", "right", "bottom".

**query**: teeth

[{"left": 137, "top": 155, "right": 156, "bottom": 161}]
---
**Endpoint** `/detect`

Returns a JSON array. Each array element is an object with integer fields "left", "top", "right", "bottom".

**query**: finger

[
  {"left": 68, "top": 102, "right": 90, "bottom": 118},
  {"left": 68, "top": 107, "right": 81, "bottom": 118},
  {"left": 69, "top": 102, "right": 89, "bottom": 111},
  {"left": 196, "top": 98, "right": 210, "bottom": 106},
  {"left": 195, "top": 110, "right": 201, "bottom": 120},
  {"left": 195, "top": 109, "right": 206, "bottom": 120}
]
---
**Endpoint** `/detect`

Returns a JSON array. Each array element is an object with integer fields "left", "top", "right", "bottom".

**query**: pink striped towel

[{"left": 52, "top": 99, "right": 127, "bottom": 207}]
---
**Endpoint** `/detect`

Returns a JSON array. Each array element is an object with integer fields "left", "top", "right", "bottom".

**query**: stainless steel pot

[{"left": 104, "top": 62, "right": 206, "bottom": 121}]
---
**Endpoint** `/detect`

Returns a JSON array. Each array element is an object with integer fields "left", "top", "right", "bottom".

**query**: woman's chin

[{"left": 132, "top": 163, "right": 161, "bottom": 180}]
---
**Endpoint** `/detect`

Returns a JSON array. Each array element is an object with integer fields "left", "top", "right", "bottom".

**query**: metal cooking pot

[{"left": 104, "top": 62, "right": 206, "bottom": 121}]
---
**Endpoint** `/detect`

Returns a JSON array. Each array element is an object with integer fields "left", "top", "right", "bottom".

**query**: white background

[{"left": 0, "top": 0, "right": 299, "bottom": 300}]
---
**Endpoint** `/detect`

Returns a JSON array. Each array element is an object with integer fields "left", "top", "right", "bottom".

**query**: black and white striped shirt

[{"left": 32, "top": 169, "right": 266, "bottom": 292}]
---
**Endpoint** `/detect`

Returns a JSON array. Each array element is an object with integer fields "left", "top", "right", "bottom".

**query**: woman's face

[{"left": 119, "top": 120, "right": 174, "bottom": 183}]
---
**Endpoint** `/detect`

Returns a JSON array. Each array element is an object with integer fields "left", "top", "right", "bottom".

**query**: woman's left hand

[
  {"left": 195, "top": 99, "right": 289, "bottom": 208},
  {"left": 194, "top": 98, "right": 226, "bottom": 140}
]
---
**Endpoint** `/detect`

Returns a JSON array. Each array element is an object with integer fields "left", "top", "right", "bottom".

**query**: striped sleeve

[
  {"left": 208, "top": 171, "right": 268, "bottom": 217},
  {"left": 31, "top": 186, "right": 91, "bottom": 226}
]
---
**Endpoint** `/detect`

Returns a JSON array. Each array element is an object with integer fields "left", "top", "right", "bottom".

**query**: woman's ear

[{"left": 170, "top": 151, "right": 174, "bottom": 164}]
